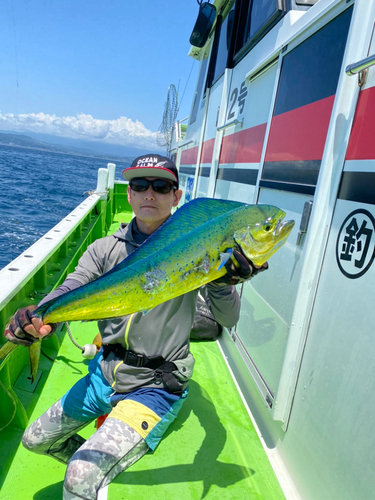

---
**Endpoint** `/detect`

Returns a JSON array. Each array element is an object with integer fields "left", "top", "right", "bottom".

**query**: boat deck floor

[{"left": 0, "top": 212, "right": 286, "bottom": 500}]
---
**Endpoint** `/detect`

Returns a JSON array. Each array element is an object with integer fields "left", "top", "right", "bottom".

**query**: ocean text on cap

[{"left": 136, "top": 157, "right": 164, "bottom": 166}]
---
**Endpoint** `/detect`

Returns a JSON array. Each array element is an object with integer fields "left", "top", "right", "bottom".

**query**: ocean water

[{"left": 0, "top": 145, "right": 130, "bottom": 270}]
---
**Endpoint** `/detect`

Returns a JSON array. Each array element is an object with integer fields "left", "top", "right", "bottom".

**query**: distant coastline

[{"left": 0, "top": 132, "right": 134, "bottom": 164}]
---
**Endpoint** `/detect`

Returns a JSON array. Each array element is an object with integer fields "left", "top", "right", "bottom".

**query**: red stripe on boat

[
  {"left": 201, "top": 138, "right": 215, "bottom": 164},
  {"left": 265, "top": 95, "right": 335, "bottom": 162},
  {"left": 180, "top": 146, "right": 199, "bottom": 165},
  {"left": 219, "top": 123, "right": 266, "bottom": 164},
  {"left": 180, "top": 139, "right": 214, "bottom": 166},
  {"left": 346, "top": 86, "right": 375, "bottom": 160}
]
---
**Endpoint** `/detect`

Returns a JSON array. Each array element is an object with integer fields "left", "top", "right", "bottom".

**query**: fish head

[{"left": 233, "top": 205, "right": 295, "bottom": 266}]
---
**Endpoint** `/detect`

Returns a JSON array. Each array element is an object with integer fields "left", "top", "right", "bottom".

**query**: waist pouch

[{"left": 102, "top": 344, "right": 188, "bottom": 394}]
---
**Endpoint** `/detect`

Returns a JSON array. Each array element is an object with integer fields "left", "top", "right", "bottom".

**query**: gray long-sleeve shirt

[{"left": 41, "top": 219, "right": 240, "bottom": 393}]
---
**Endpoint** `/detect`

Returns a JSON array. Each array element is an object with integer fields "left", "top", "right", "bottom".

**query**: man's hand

[
  {"left": 214, "top": 249, "right": 268, "bottom": 286},
  {"left": 4, "top": 305, "right": 56, "bottom": 347}
]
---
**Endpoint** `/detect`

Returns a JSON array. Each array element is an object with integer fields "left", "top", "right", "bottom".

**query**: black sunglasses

[{"left": 129, "top": 178, "right": 177, "bottom": 194}]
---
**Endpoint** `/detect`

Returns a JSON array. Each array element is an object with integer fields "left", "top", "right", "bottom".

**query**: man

[{"left": 4, "top": 154, "right": 266, "bottom": 500}]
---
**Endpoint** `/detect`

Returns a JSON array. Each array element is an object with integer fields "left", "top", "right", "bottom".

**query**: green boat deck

[{"left": 0, "top": 204, "right": 286, "bottom": 500}]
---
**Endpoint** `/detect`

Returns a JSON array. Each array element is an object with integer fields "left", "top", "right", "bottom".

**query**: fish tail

[{"left": 29, "top": 339, "right": 41, "bottom": 384}]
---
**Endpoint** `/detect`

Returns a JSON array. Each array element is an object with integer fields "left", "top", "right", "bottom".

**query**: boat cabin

[{"left": 169, "top": 0, "right": 375, "bottom": 498}]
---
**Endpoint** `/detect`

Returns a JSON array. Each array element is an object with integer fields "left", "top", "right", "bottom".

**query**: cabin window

[
  {"left": 261, "top": 6, "right": 353, "bottom": 192},
  {"left": 248, "top": 0, "right": 283, "bottom": 40},
  {"left": 190, "top": 55, "right": 209, "bottom": 125},
  {"left": 206, "top": 8, "right": 235, "bottom": 88},
  {"left": 233, "top": 0, "right": 286, "bottom": 62},
  {"left": 273, "top": 8, "right": 352, "bottom": 116}
]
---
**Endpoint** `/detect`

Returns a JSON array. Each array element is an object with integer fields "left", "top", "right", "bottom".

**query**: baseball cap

[{"left": 122, "top": 154, "right": 179, "bottom": 187}]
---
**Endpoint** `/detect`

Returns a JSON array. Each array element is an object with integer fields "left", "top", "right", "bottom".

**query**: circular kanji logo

[{"left": 336, "top": 209, "right": 375, "bottom": 279}]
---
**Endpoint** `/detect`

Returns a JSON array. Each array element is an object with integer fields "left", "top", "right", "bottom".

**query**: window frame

[
  {"left": 230, "top": 0, "right": 287, "bottom": 67},
  {"left": 205, "top": 14, "right": 224, "bottom": 91},
  {"left": 189, "top": 53, "right": 210, "bottom": 126}
]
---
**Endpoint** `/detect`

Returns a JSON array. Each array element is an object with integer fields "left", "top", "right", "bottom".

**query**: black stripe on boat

[
  {"left": 216, "top": 168, "right": 258, "bottom": 185},
  {"left": 338, "top": 172, "right": 375, "bottom": 205}
]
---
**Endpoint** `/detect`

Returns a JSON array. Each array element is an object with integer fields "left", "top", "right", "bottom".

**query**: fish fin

[
  {"left": 217, "top": 249, "right": 233, "bottom": 270},
  {"left": 0, "top": 342, "right": 18, "bottom": 360},
  {"left": 93, "top": 333, "right": 102, "bottom": 349},
  {"left": 142, "top": 309, "right": 151, "bottom": 316},
  {"left": 29, "top": 339, "right": 41, "bottom": 384},
  {"left": 33, "top": 297, "right": 59, "bottom": 319}
]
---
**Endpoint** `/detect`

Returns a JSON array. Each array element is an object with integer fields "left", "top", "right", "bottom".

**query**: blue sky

[{"left": 0, "top": 0, "right": 200, "bottom": 153}]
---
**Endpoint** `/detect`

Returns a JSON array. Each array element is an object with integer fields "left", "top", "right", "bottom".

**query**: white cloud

[{"left": 0, "top": 111, "right": 159, "bottom": 149}]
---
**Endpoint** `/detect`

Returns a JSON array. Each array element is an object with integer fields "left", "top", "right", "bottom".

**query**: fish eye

[{"left": 263, "top": 223, "right": 273, "bottom": 232}]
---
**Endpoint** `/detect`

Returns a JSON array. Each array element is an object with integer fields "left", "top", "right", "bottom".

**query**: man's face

[{"left": 127, "top": 176, "right": 182, "bottom": 228}]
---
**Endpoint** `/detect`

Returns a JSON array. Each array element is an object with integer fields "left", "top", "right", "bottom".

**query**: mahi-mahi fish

[{"left": 34, "top": 198, "right": 294, "bottom": 323}]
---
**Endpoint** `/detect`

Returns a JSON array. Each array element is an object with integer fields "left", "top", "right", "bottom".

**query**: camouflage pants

[{"left": 22, "top": 399, "right": 149, "bottom": 499}]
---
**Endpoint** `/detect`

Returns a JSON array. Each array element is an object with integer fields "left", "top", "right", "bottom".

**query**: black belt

[{"left": 102, "top": 344, "right": 183, "bottom": 394}]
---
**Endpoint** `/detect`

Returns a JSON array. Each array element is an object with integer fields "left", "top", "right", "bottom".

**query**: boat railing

[
  {"left": 175, "top": 116, "right": 189, "bottom": 143},
  {"left": 0, "top": 165, "right": 129, "bottom": 354},
  {"left": 345, "top": 53, "right": 375, "bottom": 75}
]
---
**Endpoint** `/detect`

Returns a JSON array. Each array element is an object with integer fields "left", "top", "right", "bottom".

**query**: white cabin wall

[
  {"left": 279, "top": 199, "right": 375, "bottom": 500},
  {"left": 214, "top": 60, "right": 278, "bottom": 204},
  {"left": 178, "top": 46, "right": 212, "bottom": 204},
  {"left": 275, "top": 33, "right": 375, "bottom": 499},
  {"left": 195, "top": 76, "right": 224, "bottom": 198}
]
